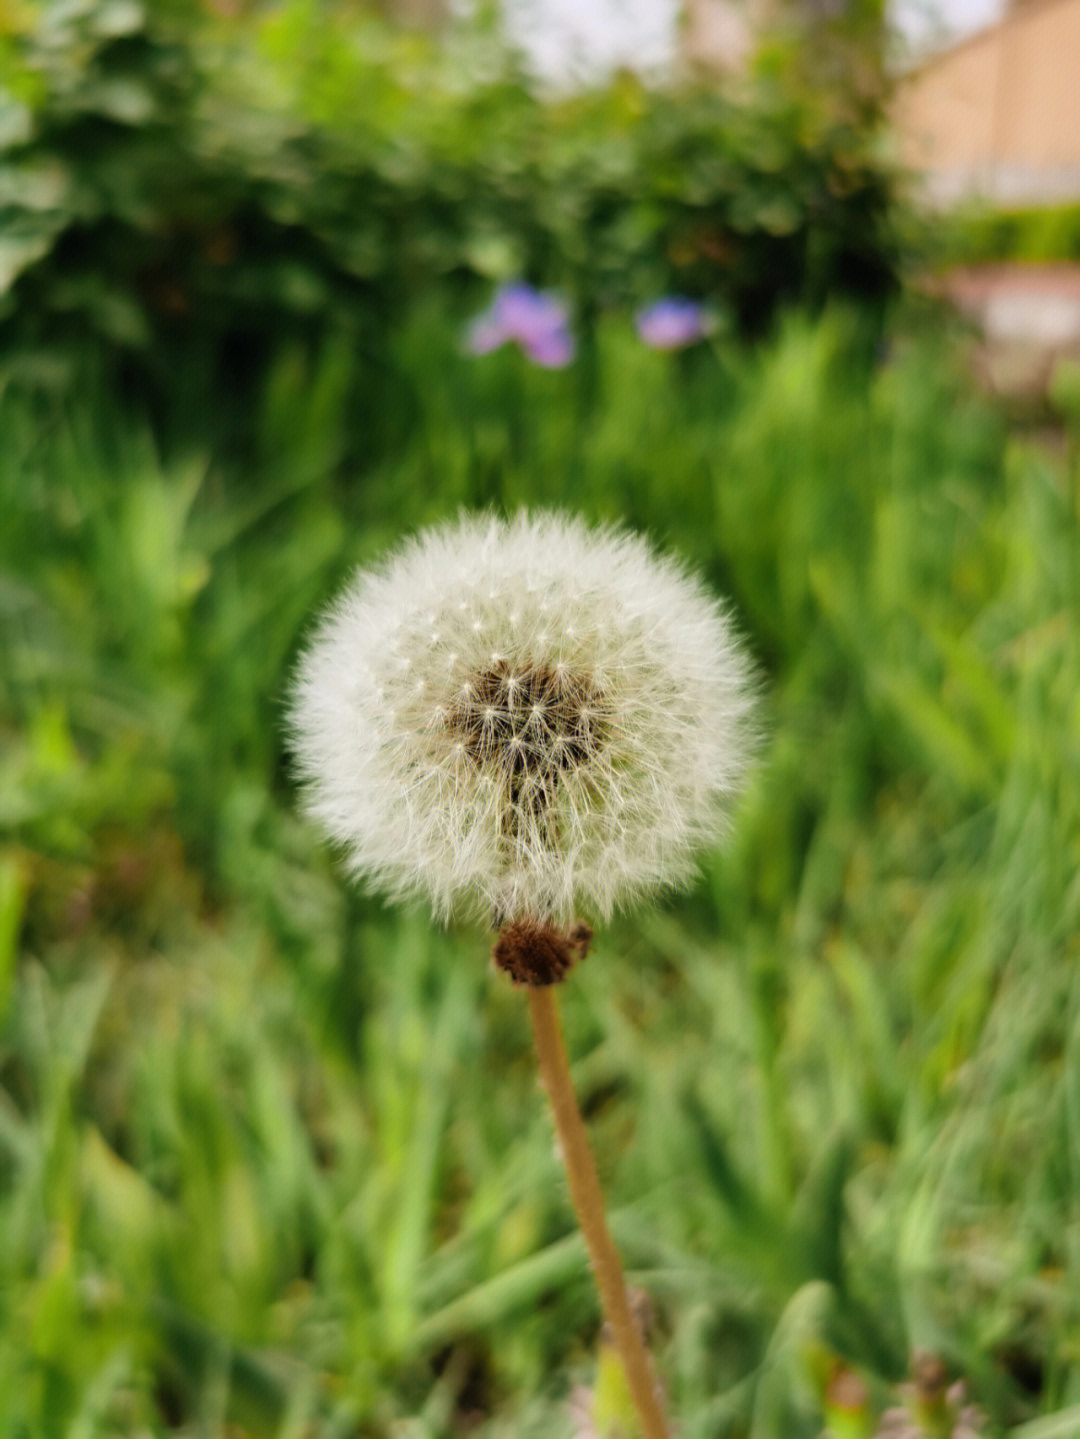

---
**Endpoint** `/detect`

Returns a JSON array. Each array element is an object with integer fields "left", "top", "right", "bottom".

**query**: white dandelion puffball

[{"left": 289, "top": 512, "right": 755, "bottom": 925}]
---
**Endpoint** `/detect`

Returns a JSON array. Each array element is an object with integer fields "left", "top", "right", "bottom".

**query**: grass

[{"left": 2, "top": 300, "right": 1080, "bottom": 1436}]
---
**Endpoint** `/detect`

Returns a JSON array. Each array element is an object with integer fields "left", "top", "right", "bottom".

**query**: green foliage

[
  {"left": 0, "top": 0, "right": 897, "bottom": 427},
  {"left": 0, "top": 12, "right": 1069, "bottom": 1434},
  {"left": 4, "top": 299, "right": 1080, "bottom": 1433},
  {"left": 917, "top": 201, "right": 1080, "bottom": 267}
]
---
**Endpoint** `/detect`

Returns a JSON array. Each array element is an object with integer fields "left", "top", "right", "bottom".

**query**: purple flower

[
  {"left": 463, "top": 314, "right": 507, "bottom": 357},
  {"left": 523, "top": 326, "right": 575, "bottom": 368},
  {"left": 492, "top": 283, "right": 566, "bottom": 339},
  {"left": 636, "top": 297, "right": 710, "bottom": 351},
  {"left": 464, "top": 283, "right": 576, "bottom": 367}
]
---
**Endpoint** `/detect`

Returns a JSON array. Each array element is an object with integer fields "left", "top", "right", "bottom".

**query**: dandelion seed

[{"left": 289, "top": 511, "right": 755, "bottom": 926}]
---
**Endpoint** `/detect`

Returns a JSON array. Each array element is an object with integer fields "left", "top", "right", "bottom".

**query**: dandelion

[
  {"left": 289, "top": 511, "right": 756, "bottom": 1439},
  {"left": 291, "top": 511, "right": 752, "bottom": 927}
]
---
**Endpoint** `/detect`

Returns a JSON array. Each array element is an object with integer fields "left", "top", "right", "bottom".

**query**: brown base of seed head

[{"left": 492, "top": 918, "right": 593, "bottom": 986}]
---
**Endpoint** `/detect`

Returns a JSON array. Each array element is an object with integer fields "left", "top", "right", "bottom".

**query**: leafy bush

[
  {"left": 0, "top": 0, "right": 898, "bottom": 431},
  {"left": 915, "top": 201, "right": 1080, "bottom": 267}
]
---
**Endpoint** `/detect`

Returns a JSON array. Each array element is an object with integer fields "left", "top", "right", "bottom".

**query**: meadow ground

[{"left": 3, "top": 303, "right": 1080, "bottom": 1436}]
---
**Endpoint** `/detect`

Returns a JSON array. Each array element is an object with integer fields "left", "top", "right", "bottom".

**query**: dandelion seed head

[{"left": 289, "top": 512, "right": 756, "bottom": 923}]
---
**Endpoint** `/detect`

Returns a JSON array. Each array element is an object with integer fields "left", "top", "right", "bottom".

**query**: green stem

[{"left": 526, "top": 984, "right": 671, "bottom": 1439}]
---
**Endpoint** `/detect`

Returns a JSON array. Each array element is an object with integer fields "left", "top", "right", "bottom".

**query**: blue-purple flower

[
  {"left": 465, "top": 283, "right": 575, "bottom": 368},
  {"left": 635, "top": 297, "right": 711, "bottom": 351}
]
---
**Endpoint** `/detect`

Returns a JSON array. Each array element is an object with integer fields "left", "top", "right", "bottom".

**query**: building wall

[
  {"left": 682, "top": 0, "right": 755, "bottom": 74},
  {"left": 891, "top": 0, "right": 1080, "bottom": 203}
]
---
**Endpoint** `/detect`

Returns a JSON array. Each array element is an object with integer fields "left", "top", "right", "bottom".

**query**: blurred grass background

[{"left": 3, "top": 1, "right": 1080, "bottom": 1435}]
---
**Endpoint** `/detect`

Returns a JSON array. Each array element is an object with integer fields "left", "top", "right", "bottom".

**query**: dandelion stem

[{"left": 526, "top": 985, "right": 671, "bottom": 1439}]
